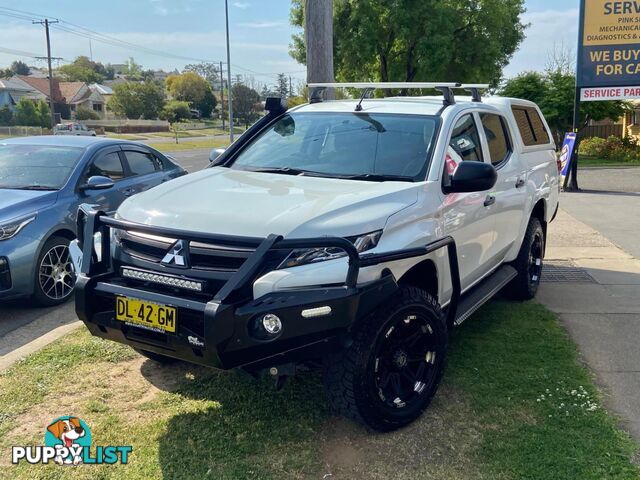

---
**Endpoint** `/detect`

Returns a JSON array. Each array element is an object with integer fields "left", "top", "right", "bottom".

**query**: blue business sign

[
  {"left": 559, "top": 133, "right": 578, "bottom": 185},
  {"left": 578, "top": 1, "right": 640, "bottom": 100}
]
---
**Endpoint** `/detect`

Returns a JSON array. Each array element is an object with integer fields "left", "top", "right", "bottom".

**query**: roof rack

[{"left": 307, "top": 82, "right": 490, "bottom": 107}]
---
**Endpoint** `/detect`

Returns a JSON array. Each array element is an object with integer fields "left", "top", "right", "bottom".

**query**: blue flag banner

[{"left": 559, "top": 132, "right": 577, "bottom": 186}]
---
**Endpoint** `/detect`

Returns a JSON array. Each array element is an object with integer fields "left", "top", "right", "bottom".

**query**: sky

[{"left": 0, "top": 0, "right": 580, "bottom": 88}]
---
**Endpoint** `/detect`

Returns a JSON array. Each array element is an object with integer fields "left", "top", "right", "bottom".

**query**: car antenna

[{"left": 355, "top": 87, "right": 374, "bottom": 111}]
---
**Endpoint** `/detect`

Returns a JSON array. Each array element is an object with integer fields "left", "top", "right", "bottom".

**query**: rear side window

[
  {"left": 512, "top": 106, "right": 550, "bottom": 146},
  {"left": 86, "top": 152, "right": 124, "bottom": 181},
  {"left": 449, "top": 114, "right": 483, "bottom": 162},
  {"left": 480, "top": 113, "right": 511, "bottom": 166},
  {"left": 124, "top": 151, "right": 159, "bottom": 175}
]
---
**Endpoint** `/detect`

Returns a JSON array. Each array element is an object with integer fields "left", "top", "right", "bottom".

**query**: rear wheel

[
  {"left": 324, "top": 286, "right": 448, "bottom": 432},
  {"left": 33, "top": 236, "right": 76, "bottom": 307},
  {"left": 507, "top": 216, "right": 545, "bottom": 300}
]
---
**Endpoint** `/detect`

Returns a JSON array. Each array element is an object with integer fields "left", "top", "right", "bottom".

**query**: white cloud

[
  {"left": 233, "top": 2, "right": 250, "bottom": 9},
  {"left": 504, "top": 8, "right": 580, "bottom": 78},
  {"left": 238, "top": 21, "right": 284, "bottom": 29}
]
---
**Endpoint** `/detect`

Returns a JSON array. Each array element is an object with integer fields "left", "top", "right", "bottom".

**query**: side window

[
  {"left": 449, "top": 114, "right": 484, "bottom": 162},
  {"left": 512, "top": 106, "right": 551, "bottom": 146},
  {"left": 124, "top": 151, "right": 159, "bottom": 176},
  {"left": 480, "top": 113, "right": 511, "bottom": 166},
  {"left": 85, "top": 152, "right": 124, "bottom": 181}
]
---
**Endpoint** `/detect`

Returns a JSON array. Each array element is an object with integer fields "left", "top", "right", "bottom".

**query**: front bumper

[
  {"left": 75, "top": 206, "right": 461, "bottom": 370},
  {"left": 0, "top": 232, "right": 40, "bottom": 300}
]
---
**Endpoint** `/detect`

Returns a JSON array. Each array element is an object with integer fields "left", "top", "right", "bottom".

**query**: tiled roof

[
  {"left": 16, "top": 75, "right": 64, "bottom": 102},
  {"left": 59, "top": 82, "right": 85, "bottom": 103}
]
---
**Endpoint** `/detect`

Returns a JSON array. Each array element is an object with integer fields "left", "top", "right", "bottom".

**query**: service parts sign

[{"left": 579, "top": 1, "right": 640, "bottom": 100}]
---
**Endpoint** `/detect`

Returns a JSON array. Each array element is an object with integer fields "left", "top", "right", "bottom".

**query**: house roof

[
  {"left": 59, "top": 82, "right": 87, "bottom": 104},
  {"left": 0, "top": 78, "right": 34, "bottom": 91},
  {"left": 89, "top": 83, "right": 113, "bottom": 95},
  {"left": 16, "top": 75, "right": 64, "bottom": 102}
]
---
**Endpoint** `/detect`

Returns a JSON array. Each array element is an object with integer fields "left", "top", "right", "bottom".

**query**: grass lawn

[
  {"left": 579, "top": 155, "right": 640, "bottom": 168},
  {"left": 147, "top": 139, "right": 230, "bottom": 153},
  {"left": 0, "top": 301, "right": 637, "bottom": 479}
]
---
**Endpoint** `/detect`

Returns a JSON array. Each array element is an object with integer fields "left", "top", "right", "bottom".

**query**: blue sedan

[{"left": 0, "top": 136, "right": 186, "bottom": 306}]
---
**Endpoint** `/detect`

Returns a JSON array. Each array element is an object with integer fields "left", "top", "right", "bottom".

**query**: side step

[{"left": 454, "top": 265, "right": 517, "bottom": 326}]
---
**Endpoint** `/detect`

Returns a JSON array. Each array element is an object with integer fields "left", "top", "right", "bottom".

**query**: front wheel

[
  {"left": 324, "top": 286, "right": 448, "bottom": 432},
  {"left": 507, "top": 216, "right": 545, "bottom": 300},
  {"left": 33, "top": 236, "right": 76, "bottom": 307}
]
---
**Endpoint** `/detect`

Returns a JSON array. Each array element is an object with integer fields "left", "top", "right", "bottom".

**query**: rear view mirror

[
  {"left": 80, "top": 175, "right": 114, "bottom": 192},
  {"left": 444, "top": 162, "right": 497, "bottom": 194},
  {"left": 209, "top": 148, "right": 226, "bottom": 163}
]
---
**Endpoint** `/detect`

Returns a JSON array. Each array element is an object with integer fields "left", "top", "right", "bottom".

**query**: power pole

[
  {"left": 224, "top": 0, "right": 234, "bottom": 142},
  {"left": 305, "top": 0, "right": 334, "bottom": 100},
  {"left": 289, "top": 75, "right": 293, "bottom": 97},
  {"left": 219, "top": 61, "right": 225, "bottom": 131},
  {"left": 33, "top": 18, "right": 59, "bottom": 129}
]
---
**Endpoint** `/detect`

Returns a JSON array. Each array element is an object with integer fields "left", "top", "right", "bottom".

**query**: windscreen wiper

[
  {"left": 247, "top": 167, "right": 329, "bottom": 177},
  {"left": 5, "top": 185, "right": 56, "bottom": 190},
  {"left": 341, "top": 173, "right": 413, "bottom": 182}
]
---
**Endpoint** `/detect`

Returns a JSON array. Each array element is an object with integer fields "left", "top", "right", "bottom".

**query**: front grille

[{"left": 119, "top": 231, "right": 259, "bottom": 272}]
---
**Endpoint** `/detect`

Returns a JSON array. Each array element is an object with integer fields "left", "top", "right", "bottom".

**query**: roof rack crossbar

[{"left": 306, "top": 82, "right": 490, "bottom": 106}]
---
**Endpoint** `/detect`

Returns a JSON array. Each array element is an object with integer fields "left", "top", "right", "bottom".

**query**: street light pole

[{"left": 224, "top": 0, "right": 234, "bottom": 142}]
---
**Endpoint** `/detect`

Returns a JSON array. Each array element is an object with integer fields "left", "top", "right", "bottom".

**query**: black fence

[{"left": 582, "top": 124, "right": 623, "bottom": 139}]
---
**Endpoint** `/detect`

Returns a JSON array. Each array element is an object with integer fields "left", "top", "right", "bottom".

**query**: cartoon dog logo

[{"left": 46, "top": 417, "right": 86, "bottom": 465}]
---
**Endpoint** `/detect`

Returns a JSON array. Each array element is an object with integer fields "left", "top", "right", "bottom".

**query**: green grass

[
  {"left": 147, "top": 139, "right": 230, "bottom": 153},
  {"left": 0, "top": 302, "right": 637, "bottom": 479},
  {"left": 579, "top": 155, "right": 640, "bottom": 168}
]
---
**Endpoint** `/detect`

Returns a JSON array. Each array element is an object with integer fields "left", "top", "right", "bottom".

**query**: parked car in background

[
  {"left": 0, "top": 136, "right": 186, "bottom": 306},
  {"left": 54, "top": 123, "right": 97, "bottom": 137}
]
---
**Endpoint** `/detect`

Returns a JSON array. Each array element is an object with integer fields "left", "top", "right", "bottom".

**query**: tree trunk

[{"left": 305, "top": 0, "right": 335, "bottom": 100}]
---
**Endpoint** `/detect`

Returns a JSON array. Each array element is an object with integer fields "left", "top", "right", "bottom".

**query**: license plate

[{"left": 115, "top": 296, "right": 177, "bottom": 333}]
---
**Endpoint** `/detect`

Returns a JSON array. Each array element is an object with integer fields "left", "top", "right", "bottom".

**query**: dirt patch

[{"left": 316, "top": 384, "right": 484, "bottom": 480}]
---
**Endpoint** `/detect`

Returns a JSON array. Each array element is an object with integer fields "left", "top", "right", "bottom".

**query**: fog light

[{"left": 261, "top": 314, "right": 282, "bottom": 335}]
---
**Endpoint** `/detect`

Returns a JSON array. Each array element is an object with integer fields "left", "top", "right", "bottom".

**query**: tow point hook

[{"left": 269, "top": 363, "right": 296, "bottom": 391}]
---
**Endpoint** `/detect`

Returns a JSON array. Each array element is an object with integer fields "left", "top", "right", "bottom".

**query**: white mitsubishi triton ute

[{"left": 73, "top": 82, "right": 559, "bottom": 431}]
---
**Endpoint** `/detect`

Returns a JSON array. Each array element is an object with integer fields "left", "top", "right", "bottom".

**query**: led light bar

[
  {"left": 122, "top": 267, "right": 203, "bottom": 292},
  {"left": 301, "top": 306, "right": 332, "bottom": 318}
]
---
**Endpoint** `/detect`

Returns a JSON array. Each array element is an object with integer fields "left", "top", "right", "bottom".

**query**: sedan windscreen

[
  {"left": 0, "top": 144, "right": 84, "bottom": 190},
  {"left": 230, "top": 112, "right": 438, "bottom": 181}
]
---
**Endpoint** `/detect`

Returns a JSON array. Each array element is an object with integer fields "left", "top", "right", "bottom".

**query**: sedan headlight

[
  {"left": 279, "top": 230, "right": 382, "bottom": 269},
  {"left": 0, "top": 215, "right": 36, "bottom": 241}
]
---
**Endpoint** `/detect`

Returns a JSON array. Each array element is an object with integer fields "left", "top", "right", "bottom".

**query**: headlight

[
  {"left": 279, "top": 230, "right": 382, "bottom": 269},
  {"left": 0, "top": 215, "right": 36, "bottom": 241}
]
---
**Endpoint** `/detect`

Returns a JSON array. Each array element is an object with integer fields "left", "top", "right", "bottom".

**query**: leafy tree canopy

[
  {"left": 14, "top": 98, "right": 50, "bottom": 127},
  {"left": 108, "top": 81, "right": 165, "bottom": 119},
  {"left": 290, "top": 0, "right": 526, "bottom": 90},
  {"left": 183, "top": 62, "right": 219, "bottom": 86},
  {"left": 500, "top": 70, "right": 629, "bottom": 143},
  {"left": 232, "top": 84, "right": 261, "bottom": 128},
  {"left": 10, "top": 60, "right": 30, "bottom": 75},
  {"left": 58, "top": 56, "right": 113, "bottom": 84},
  {"left": 166, "top": 72, "right": 216, "bottom": 117}
]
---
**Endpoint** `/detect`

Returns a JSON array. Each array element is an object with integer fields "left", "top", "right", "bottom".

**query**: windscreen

[
  {"left": 0, "top": 144, "right": 84, "bottom": 190},
  {"left": 230, "top": 112, "right": 438, "bottom": 180}
]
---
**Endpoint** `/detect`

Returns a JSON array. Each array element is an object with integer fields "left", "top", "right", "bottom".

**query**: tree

[
  {"left": 122, "top": 57, "right": 144, "bottom": 81},
  {"left": 0, "top": 68, "right": 13, "bottom": 78},
  {"left": 75, "top": 106, "right": 100, "bottom": 120},
  {"left": 183, "top": 62, "right": 219, "bottom": 87},
  {"left": 160, "top": 100, "right": 192, "bottom": 123},
  {"left": 166, "top": 72, "right": 216, "bottom": 117},
  {"left": 108, "top": 81, "right": 165, "bottom": 119},
  {"left": 10, "top": 60, "right": 30, "bottom": 75},
  {"left": 14, "top": 98, "right": 49, "bottom": 127},
  {"left": 58, "top": 56, "right": 106, "bottom": 84},
  {"left": 0, "top": 105, "right": 13, "bottom": 125},
  {"left": 299, "top": 0, "right": 334, "bottom": 98},
  {"left": 290, "top": 0, "right": 526, "bottom": 89},
  {"left": 276, "top": 73, "right": 289, "bottom": 97},
  {"left": 232, "top": 84, "right": 261, "bottom": 128},
  {"left": 500, "top": 70, "right": 629, "bottom": 145}
]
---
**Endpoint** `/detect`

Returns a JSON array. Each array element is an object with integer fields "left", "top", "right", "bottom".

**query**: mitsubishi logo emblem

[{"left": 161, "top": 240, "right": 189, "bottom": 267}]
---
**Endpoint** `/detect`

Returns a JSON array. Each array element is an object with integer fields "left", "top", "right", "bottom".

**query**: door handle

[
  {"left": 123, "top": 188, "right": 135, "bottom": 197},
  {"left": 484, "top": 195, "right": 496, "bottom": 207},
  {"left": 515, "top": 177, "right": 526, "bottom": 189}
]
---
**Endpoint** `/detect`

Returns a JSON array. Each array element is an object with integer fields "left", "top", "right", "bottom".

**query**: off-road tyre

[
  {"left": 323, "top": 286, "right": 448, "bottom": 432},
  {"left": 507, "top": 216, "right": 545, "bottom": 300}
]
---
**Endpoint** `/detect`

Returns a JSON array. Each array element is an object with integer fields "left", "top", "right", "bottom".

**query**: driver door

[
  {"left": 440, "top": 113, "right": 498, "bottom": 291},
  {"left": 78, "top": 147, "right": 130, "bottom": 214}
]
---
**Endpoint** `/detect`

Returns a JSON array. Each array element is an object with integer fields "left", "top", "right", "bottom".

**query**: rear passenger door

[
  {"left": 479, "top": 112, "right": 527, "bottom": 262},
  {"left": 121, "top": 147, "right": 167, "bottom": 196}
]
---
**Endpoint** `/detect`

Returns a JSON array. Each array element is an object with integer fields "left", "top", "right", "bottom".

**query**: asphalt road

[{"left": 0, "top": 148, "right": 212, "bottom": 345}]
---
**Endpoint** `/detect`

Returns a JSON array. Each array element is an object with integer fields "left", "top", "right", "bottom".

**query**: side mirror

[
  {"left": 444, "top": 161, "right": 497, "bottom": 194},
  {"left": 209, "top": 147, "right": 226, "bottom": 163},
  {"left": 80, "top": 175, "right": 114, "bottom": 192}
]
